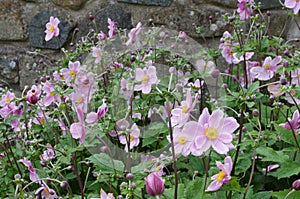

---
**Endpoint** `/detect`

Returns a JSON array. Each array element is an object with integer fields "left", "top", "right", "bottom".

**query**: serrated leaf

[
  {"left": 272, "top": 189, "right": 300, "bottom": 199},
  {"left": 274, "top": 124, "right": 299, "bottom": 146},
  {"left": 163, "top": 184, "right": 184, "bottom": 199},
  {"left": 88, "top": 153, "right": 124, "bottom": 172},
  {"left": 185, "top": 178, "right": 204, "bottom": 199},
  {"left": 256, "top": 147, "right": 289, "bottom": 163},
  {"left": 247, "top": 81, "right": 260, "bottom": 93},
  {"left": 271, "top": 160, "right": 300, "bottom": 179},
  {"left": 219, "top": 177, "right": 241, "bottom": 192},
  {"left": 252, "top": 191, "right": 271, "bottom": 199}
]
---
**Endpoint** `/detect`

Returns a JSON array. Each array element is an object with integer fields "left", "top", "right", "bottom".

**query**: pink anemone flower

[
  {"left": 285, "top": 0, "right": 300, "bottom": 14},
  {"left": 126, "top": 22, "right": 142, "bottom": 46},
  {"left": 134, "top": 66, "right": 159, "bottom": 94},
  {"left": 250, "top": 56, "right": 281, "bottom": 81},
  {"left": 206, "top": 156, "right": 232, "bottom": 192},
  {"left": 70, "top": 107, "right": 86, "bottom": 145},
  {"left": 184, "top": 108, "right": 239, "bottom": 156},
  {"left": 45, "top": 16, "right": 60, "bottom": 41}
]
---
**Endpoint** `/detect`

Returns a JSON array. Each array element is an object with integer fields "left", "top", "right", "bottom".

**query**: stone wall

[{"left": 0, "top": 0, "right": 297, "bottom": 93}]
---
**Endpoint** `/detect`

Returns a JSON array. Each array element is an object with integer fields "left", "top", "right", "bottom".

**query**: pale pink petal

[
  {"left": 212, "top": 140, "right": 229, "bottom": 154},
  {"left": 208, "top": 109, "right": 224, "bottom": 129},
  {"left": 221, "top": 117, "right": 239, "bottom": 134},
  {"left": 70, "top": 123, "right": 83, "bottom": 139},
  {"left": 205, "top": 180, "right": 223, "bottom": 192},
  {"left": 86, "top": 112, "right": 98, "bottom": 124},
  {"left": 218, "top": 133, "right": 233, "bottom": 143},
  {"left": 285, "top": 0, "right": 296, "bottom": 8},
  {"left": 198, "top": 107, "right": 210, "bottom": 125}
]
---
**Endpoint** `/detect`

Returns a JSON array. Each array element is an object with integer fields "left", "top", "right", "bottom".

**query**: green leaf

[
  {"left": 185, "top": 178, "right": 204, "bottom": 199},
  {"left": 219, "top": 177, "right": 241, "bottom": 192},
  {"left": 271, "top": 160, "right": 300, "bottom": 179},
  {"left": 272, "top": 190, "right": 300, "bottom": 199},
  {"left": 252, "top": 191, "right": 271, "bottom": 199},
  {"left": 4, "top": 115, "right": 20, "bottom": 124},
  {"left": 274, "top": 124, "right": 299, "bottom": 146},
  {"left": 163, "top": 184, "right": 184, "bottom": 199},
  {"left": 88, "top": 153, "right": 124, "bottom": 172},
  {"left": 246, "top": 81, "right": 260, "bottom": 94},
  {"left": 256, "top": 147, "right": 289, "bottom": 163}
]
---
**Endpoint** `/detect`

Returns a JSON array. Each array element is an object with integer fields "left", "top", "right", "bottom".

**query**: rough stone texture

[
  {"left": 76, "top": 4, "right": 133, "bottom": 41},
  {"left": 118, "top": 0, "right": 173, "bottom": 6},
  {"left": 268, "top": 10, "right": 289, "bottom": 37},
  {"left": 0, "top": 2, "right": 27, "bottom": 41},
  {"left": 132, "top": 3, "right": 230, "bottom": 38},
  {"left": 287, "top": 17, "right": 300, "bottom": 40},
  {"left": 0, "top": 58, "right": 19, "bottom": 90},
  {"left": 29, "top": 10, "right": 74, "bottom": 49},
  {"left": 51, "top": 0, "right": 88, "bottom": 10},
  {"left": 255, "top": 0, "right": 281, "bottom": 10},
  {"left": 192, "top": 0, "right": 236, "bottom": 8},
  {"left": 18, "top": 51, "right": 61, "bottom": 89},
  {"left": 0, "top": 0, "right": 296, "bottom": 92}
]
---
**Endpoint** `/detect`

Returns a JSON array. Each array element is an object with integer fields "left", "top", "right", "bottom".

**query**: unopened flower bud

[
  {"left": 252, "top": 109, "right": 259, "bottom": 117},
  {"left": 144, "top": 173, "right": 165, "bottom": 197},
  {"left": 211, "top": 69, "right": 220, "bottom": 78},
  {"left": 126, "top": 173, "right": 134, "bottom": 180},
  {"left": 89, "top": 15, "right": 94, "bottom": 21},
  {"left": 60, "top": 181, "right": 68, "bottom": 189},
  {"left": 292, "top": 179, "right": 300, "bottom": 190}
]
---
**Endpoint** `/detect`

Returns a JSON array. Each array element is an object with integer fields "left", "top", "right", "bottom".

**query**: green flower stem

[
  {"left": 71, "top": 152, "right": 84, "bottom": 199},
  {"left": 243, "top": 148, "right": 256, "bottom": 199},
  {"left": 4, "top": 131, "right": 22, "bottom": 178},
  {"left": 231, "top": 108, "right": 244, "bottom": 176},
  {"left": 279, "top": 109, "right": 300, "bottom": 151},
  {"left": 284, "top": 189, "right": 295, "bottom": 199},
  {"left": 166, "top": 101, "right": 178, "bottom": 199}
]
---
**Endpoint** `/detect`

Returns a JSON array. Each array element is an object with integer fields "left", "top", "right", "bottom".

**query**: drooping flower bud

[
  {"left": 292, "top": 179, "right": 300, "bottom": 190},
  {"left": 144, "top": 172, "right": 165, "bottom": 197}
]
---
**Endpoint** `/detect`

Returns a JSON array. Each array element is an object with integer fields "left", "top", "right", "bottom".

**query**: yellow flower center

[
  {"left": 156, "top": 166, "right": 161, "bottom": 173},
  {"left": 5, "top": 97, "right": 10, "bottom": 103},
  {"left": 205, "top": 127, "right": 219, "bottom": 140},
  {"left": 264, "top": 64, "right": 271, "bottom": 70},
  {"left": 50, "top": 92, "right": 55, "bottom": 97},
  {"left": 129, "top": 134, "right": 134, "bottom": 142},
  {"left": 142, "top": 75, "right": 149, "bottom": 84},
  {"left": 216, "top": 170, "right": 226, "bottom": 182},
  {"left": 96, "top": 51, "right": 102, "bottom": 57},
  {"left": 44, "top": 187, "right": 51, "bottom": 195},
  {"left": 298, "top": 73, "right": 300, "bottom": 78},
  {"left": 40, "top": 118, "right": 45, "bottom": 125},
  {"left": 60, "top": 75, "right": 64, "bottom": 80},
  {"left": 178, "top": 135, "right": 187, "bottom": 144},
  {"left": 49, "top": 25, "right": 55, "bottom": 33},
  {"left": 69, "top": 70, "right": 76, "bottom": 77},
  {"left": 77, "top": 96, "right": 83, "bottom": 104},
  {"left": 182, "top": 105, "right": 188, "bottom": 114}
]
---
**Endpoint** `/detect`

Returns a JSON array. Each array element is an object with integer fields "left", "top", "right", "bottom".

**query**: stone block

[
  {"left": 29, "top": 10, "right": 74, "bottom": 49},
  {"left": 255, "top": 0, "right": 281, "bottom": 10},
  {"left": 0, "top": 2, "right": 27, "bottom": 41},
  {"left": 118, "top": 0, "right": 173, "bottom": 6},
  {"left": 51, "top": 0, "right": 88, "bottom": 10},
  {"left": 76, "top": 4, "right": 132, "bottom": 41},
  {"left": 192, "top": 0, "right": 237, "bottom": 8},
  {"left": 0, "top": 58, "right": 19, "bottom": 90},
  {"left": 143, "top": 4, "right": 229, "bottom": 38}
]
